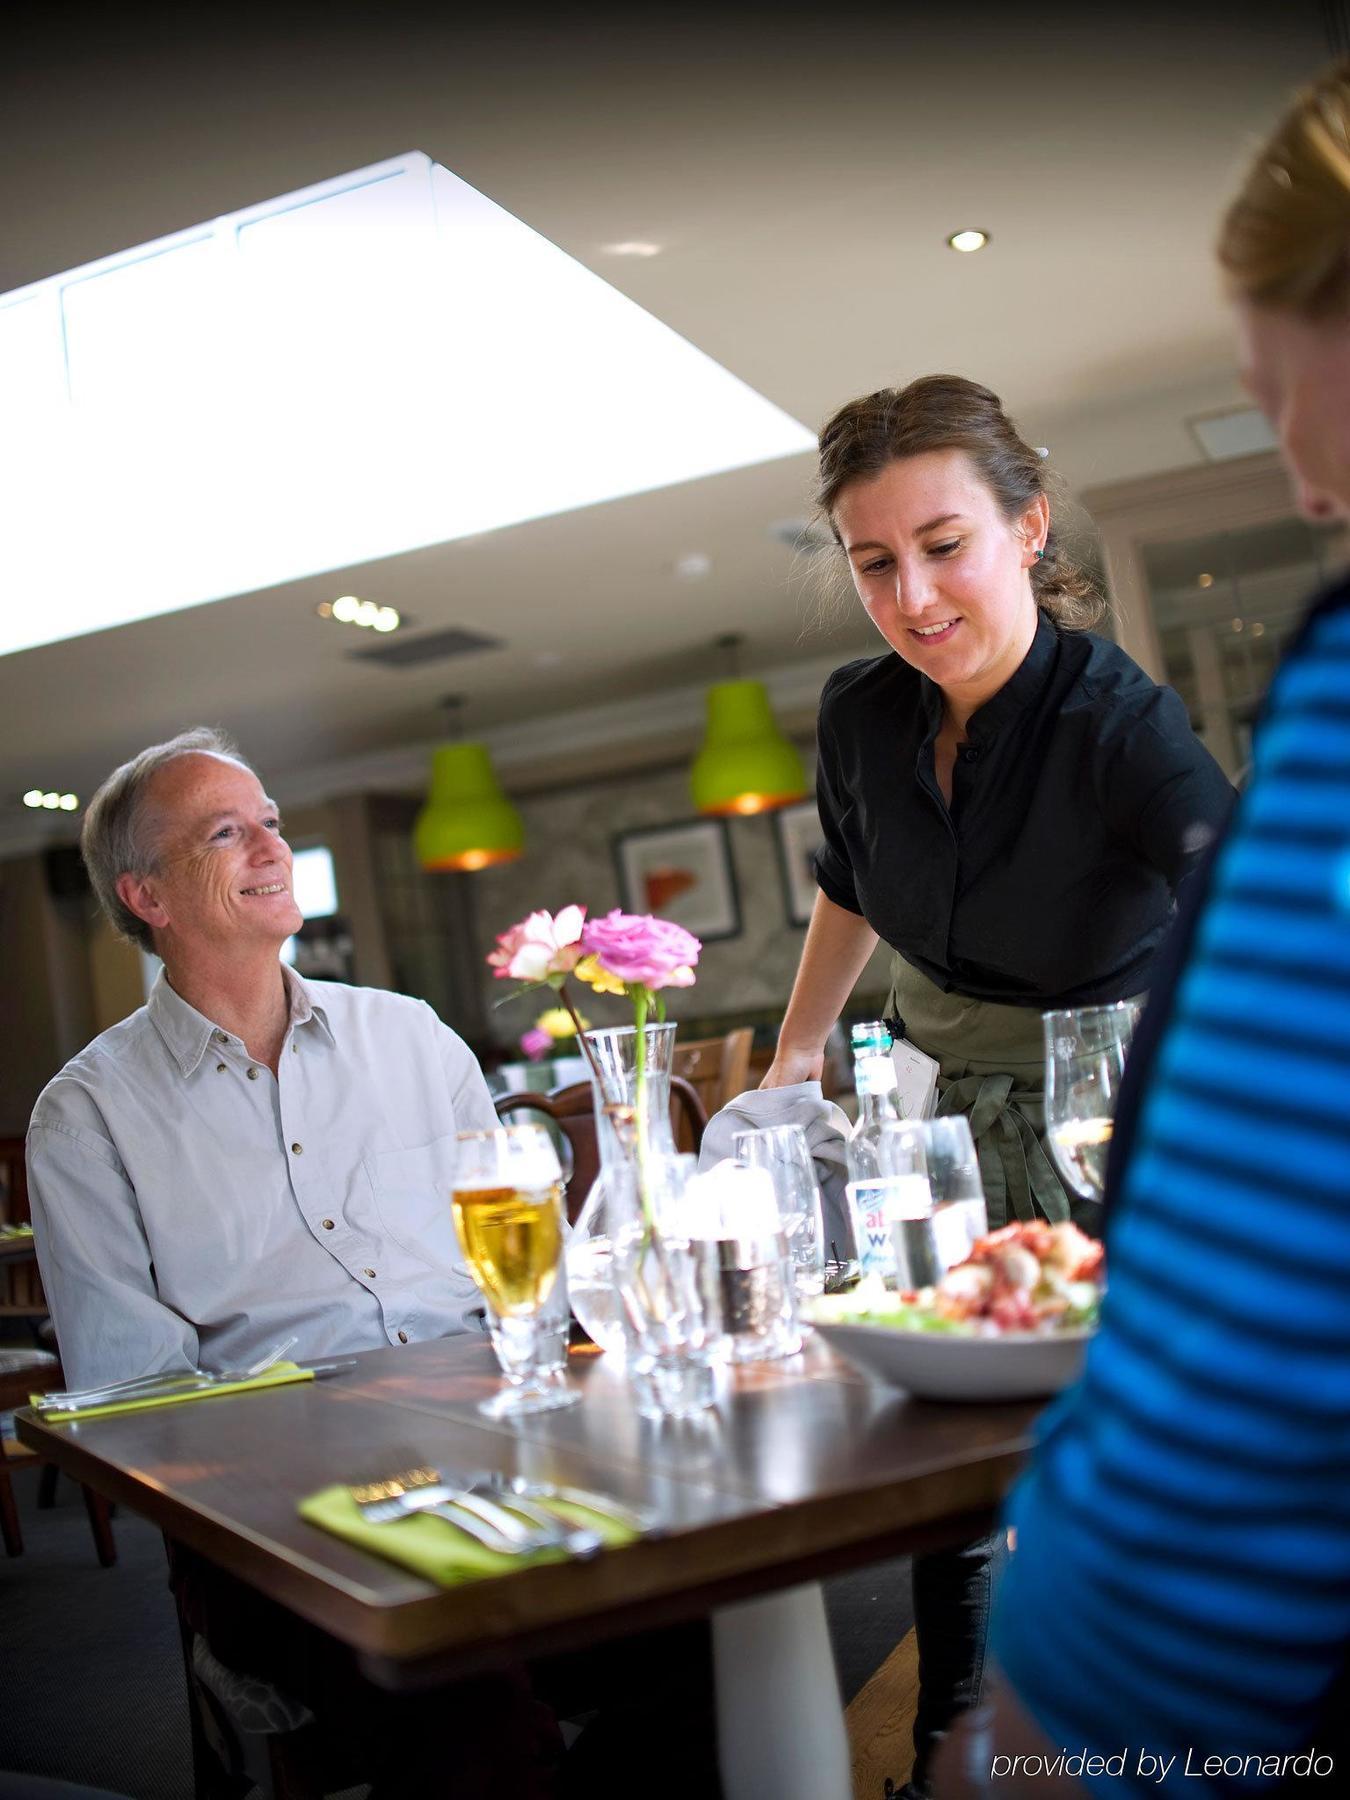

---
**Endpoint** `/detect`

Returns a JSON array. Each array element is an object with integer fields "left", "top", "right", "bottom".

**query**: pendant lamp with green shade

[
  {"left": 414, "top": 699, "right": 525, "bottom": 872},
  {"left": 690, "top": 636, "right": 807, "bottom": 817}
]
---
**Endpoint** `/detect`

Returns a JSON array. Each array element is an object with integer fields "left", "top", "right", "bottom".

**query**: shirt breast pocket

[{"left": 365, "top": 1135, "right": 464, "bottom": 1270}]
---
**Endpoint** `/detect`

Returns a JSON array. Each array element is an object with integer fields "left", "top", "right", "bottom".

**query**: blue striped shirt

[{"left": 992, "top": 585, "right": 1350, "bottom": 1793}]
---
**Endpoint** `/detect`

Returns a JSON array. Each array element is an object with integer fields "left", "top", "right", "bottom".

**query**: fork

[
  {"left": 442, "top": 1474, "right": 605, "bottom": 1557},
  {"left": 42, "top": 1337, "right": 300, "bottom": 1412},
  {"left": 486, "top": 1474, "right": 657, "bottom": 1537},
  {"left": 349, "top": 1468, "right": 562, "bottom": 1554}
]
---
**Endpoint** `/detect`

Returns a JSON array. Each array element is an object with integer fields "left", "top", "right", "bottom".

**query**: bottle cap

[{"left": 850, "top": 1019, "right": 893, "bottom": 1054}]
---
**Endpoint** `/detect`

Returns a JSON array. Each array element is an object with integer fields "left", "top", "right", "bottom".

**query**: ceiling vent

[
  {"left": 348, "top": 625, "right": 504, "bottom": 668},
  {"left": 1187, "top": 407, "right": 1277, "bottom": 463}
]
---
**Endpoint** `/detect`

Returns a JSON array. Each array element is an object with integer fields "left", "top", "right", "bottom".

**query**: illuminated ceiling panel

[{"left": 0, "top": 153, "right": 814, "bottom": 658}]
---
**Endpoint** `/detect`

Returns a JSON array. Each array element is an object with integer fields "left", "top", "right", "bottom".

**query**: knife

[{"left": 41, "top": 1359, "right": 358, "bottom": 1415}]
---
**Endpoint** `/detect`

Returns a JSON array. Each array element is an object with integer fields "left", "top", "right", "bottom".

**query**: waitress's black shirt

[{"left": 812, "top": 613, "right": 1236, "bottom": 1008}]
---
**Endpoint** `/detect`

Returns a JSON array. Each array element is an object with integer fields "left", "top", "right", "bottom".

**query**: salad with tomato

[{"left": 811, "top": 1219, "right": 1104, "bottom": 1338}]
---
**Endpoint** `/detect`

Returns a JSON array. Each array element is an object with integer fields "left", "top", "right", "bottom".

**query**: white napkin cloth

[{"left": 698, "top": 1081, "right": 855, "bottom": 1264}]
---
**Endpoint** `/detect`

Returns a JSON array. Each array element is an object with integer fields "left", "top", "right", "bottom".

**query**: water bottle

[{"left": 846, "top": 1021, "right": 904, "bottom": 1281}]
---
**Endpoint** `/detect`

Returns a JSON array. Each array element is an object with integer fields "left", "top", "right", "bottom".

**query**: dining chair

[
  {"left": 671, "top": 1027, "right": 754, "bottom": 1119},
  {"left": 0, "top": 1137, "right": 50, "bottom": 1343},
  {"left": 0, "top": 1351, "right": 116, "bottom": 1564},
  {"left": 494, "top": 1076, "right": 708, "bottom": 1222}
]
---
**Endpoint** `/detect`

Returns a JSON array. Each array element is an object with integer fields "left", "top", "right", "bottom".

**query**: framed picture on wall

[
  {"left": 773, "top": 799, "right": 825, "bottom": 927},
  {"left": 612, "top": 818, "right": 741, "bottom": 941}
]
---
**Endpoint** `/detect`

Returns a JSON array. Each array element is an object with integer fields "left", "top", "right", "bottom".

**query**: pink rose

[
  {"left": 519, "top": 1027, "right": 553, "bottom": 1062},
  {"left": 487, "top": 906, "right": 586, "bottom": 983},
  {"left": 579, "top": 909, "right": 701, "bottom": 992}
]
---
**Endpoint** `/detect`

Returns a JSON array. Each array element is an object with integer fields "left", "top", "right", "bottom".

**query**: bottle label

[
  {"left": 855, "top": 1057, "right": 901, "bottom": 1098},
  {"left": 846, "top": 1179, "right": 899, "bottom": 1279}
]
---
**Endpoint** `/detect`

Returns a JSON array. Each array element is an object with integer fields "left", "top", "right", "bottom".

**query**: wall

[
  {"left": 0, "top": 855, "right": 97, "bottom": 1135},
  {"left": 470, "top": 749, "right": 892, "bottom": 1052}
]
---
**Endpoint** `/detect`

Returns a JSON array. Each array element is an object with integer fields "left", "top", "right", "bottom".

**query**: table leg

[{"left": 713, "top": 1582, "right": 851, "bottom": 1800}]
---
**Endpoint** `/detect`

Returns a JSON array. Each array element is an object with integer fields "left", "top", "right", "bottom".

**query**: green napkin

[
  {"left": 34, "top": 1361, "right": 315, "bottom": 1422},
  {"left": 0, "top": 1223, "right": 34, "bottom": 1238},
  {"left": 299, "top": 1484, "right": 635, "bottom": 1585}
]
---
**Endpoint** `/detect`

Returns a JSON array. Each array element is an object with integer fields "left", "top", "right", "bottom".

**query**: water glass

[
  {"left": 732, "top": 1124, "right": 827, "bottom": 1301},
  {"left": 1042, "top": 1002, "right": 1137, "bottom": 1203},
  {"left": 866, "top": 1118, "right": 988, "bottom": 1288},
  {"left": 451, "top": 1125, "right": 580, "bottom": 1418},
  {"left": 909, "top": 1116, "right": 988, "bottom": 1264}
]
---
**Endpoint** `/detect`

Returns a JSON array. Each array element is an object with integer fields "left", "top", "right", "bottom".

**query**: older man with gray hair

[
  {"left": 28, "top": 725, "right": 497, "bottom": 1391},
  {"left": 28, "top": 727, "right": 725, "bottom": 1800}
]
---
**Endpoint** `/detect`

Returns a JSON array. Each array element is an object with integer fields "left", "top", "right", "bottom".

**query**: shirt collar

[
  {"left": 963, "top": 611, "right": 1059, "bottom": 743},
  {"left": 148, "top": 962, "right": 336, "bottom": 1077}
]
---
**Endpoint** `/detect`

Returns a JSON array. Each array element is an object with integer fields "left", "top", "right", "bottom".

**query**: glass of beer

[
  {"left": 1042, "top": 1002, "right": 1138, "bottom": 1204},
  {"left": 451, "top": 1125, "right": 580, "bottom": 1418}
]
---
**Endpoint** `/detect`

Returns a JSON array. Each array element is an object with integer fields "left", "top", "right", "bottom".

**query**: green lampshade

[
  {"left": 413, "top": 743, "right": 525, "bottom": 872},
  {"left": 690, "top": 679, "right": 807, "bottom": 816}
]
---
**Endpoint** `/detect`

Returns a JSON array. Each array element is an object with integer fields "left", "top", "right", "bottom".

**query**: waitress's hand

[{"left": 760, "top": 1044, "right": 824, "bottom": 1088}]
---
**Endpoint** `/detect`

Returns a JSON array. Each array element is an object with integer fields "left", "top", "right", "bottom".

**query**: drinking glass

[
  {"left": 732, "top": 1125, "right": 827, "bottom": 1303},
  {"left": 451, "top": 1125, "right": 580, "bottom": 1418},
  {"left": 910, "top": 1116, "right": 988, "bottom": 1263},
  {"left": 1042, "top": 1002, "right": 1138, "bottom": 1203}
]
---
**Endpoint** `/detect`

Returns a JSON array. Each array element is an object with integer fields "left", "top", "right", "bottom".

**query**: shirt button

[
  {"left": 291, "top": 1142, "right": 303, "bottom": 1155},
  {"left": 214, "top": 1031, "right": 228, "bottom": 1044},
  {"left": 292, "top": 1043, "right": 299, "bottom": 1054},
  {"left": 247, "top": 1066, "right": 259, "bottom": 1081},
  {"left": 363, "top": 1267, "right": 376, "bottom": 1279},
  {"left": 397, "top": 1330, "right": 408, "bottom": 1344},
  {"left": 321, "top": 1218, "right": 335, "bottom": 1230},
  {"left": 216, "top": 1062, "right": 227, "bottom": 1074},
  {"left": 961, "top": 746, "right": 980, "bottom": 764}
]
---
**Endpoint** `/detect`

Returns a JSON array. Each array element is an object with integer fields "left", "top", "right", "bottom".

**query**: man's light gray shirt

[{"left": 27, "top": 968, "right": 499, "bottom": 1389}]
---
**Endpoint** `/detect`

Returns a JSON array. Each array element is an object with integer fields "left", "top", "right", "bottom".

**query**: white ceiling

[{"left": 0, "top": 4, "right": 1330, "bottom": 857}]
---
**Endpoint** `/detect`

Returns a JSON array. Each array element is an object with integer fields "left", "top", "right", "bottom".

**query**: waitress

[
  {"left": 762, "top": 372, "right": 1234, "bottom": 1799},
  {"left": 765, "top": 372, "right": 1234, "bottom": 1228}
]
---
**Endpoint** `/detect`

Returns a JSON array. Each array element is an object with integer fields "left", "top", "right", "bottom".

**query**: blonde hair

[{"left": 1218, "top": 59, "right": 1350, "bottom": 317}]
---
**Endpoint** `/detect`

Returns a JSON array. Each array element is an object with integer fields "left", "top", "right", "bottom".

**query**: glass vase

[
  {"left": 566, "top": 1025, "right": 722, "bottom": 1416},
  {"left": 607, "top": 1152, "right": 725, "bottom": 1419},
  {"left": 565, "top": 1023, "right": 677, "bottom": 1358}
]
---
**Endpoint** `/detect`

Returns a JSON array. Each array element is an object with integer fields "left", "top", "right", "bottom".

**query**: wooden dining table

[{"left": 16, "top": 1332, "right": 1038, "bottom": 1700}]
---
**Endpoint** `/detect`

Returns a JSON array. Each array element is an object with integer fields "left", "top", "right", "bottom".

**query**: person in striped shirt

[{"left": 937, "top": 59, "right": 1350, "bottom": 1796}]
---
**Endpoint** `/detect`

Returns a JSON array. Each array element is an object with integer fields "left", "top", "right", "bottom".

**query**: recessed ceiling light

[
  {"left": 324, "top": 594, "right": 401, "bottom": 631},
  {"left": 603, "top": 241, "right": 662, "bottom": 258},
  {"left": 675, "top": 552, "right": 712, "bottom": 581},
  {"left": 1197, "top": 572, "right": 1214, "bottom": 589},
  {"left": 21, "top": 787, "right": 79, "bottom": 810},
  {"left": 947, "top": 229, "right": 990, "bottom": 253}
]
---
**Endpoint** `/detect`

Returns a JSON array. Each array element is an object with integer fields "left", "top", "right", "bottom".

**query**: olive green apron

[{"left": 885, "top": 954, "right": 1082, "bottom": 1231}]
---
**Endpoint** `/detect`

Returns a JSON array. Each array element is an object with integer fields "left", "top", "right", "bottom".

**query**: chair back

[
  {"left": 0, "top": 1138, "right": 29, "bottom": 1225},
  {"left": 494, "top": 1077, "right": 708, "bottom": 1223},
  {"left": 671, "top": 1028, "right": 753, "bottom": 1119}
]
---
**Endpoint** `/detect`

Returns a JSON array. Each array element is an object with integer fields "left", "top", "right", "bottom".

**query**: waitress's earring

[{"left": 1033, "top": 547, "right": 1045, "bottom": 561}]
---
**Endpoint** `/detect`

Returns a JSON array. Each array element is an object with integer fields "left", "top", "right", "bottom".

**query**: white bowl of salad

[{"left": 808, "top": 1220, "right": 1104, "bottom": 1402}]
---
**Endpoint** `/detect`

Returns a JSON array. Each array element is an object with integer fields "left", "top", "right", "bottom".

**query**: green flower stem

[
  {"left": 632, "top": 986, "right": 657, "bottom": 1236},
  {"left": 558, "top": 981, "right": 612, "bottom": 1100}
]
